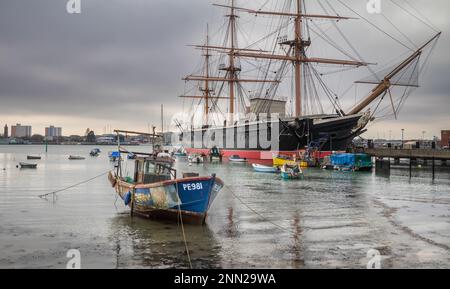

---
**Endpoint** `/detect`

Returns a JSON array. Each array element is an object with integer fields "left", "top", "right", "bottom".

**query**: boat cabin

[{"left": 132, "top": 157, "right": 176, "bottom": 185}]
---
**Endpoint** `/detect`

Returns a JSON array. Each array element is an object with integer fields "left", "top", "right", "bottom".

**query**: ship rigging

[{"left": 177, "top": 0, "right": 441, "bottom": 159}]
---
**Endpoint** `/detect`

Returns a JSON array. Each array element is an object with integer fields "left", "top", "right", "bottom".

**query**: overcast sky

[{"left": 0, "top": 0, "right": 448, "bottom": 139}]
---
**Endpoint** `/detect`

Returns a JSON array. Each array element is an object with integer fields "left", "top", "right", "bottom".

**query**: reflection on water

[
  {"left": 109, "top": 215, "right": 221, "bottom": 269},
  {"left": 1, "top": 145, "right": 450, "bottom": 268}
]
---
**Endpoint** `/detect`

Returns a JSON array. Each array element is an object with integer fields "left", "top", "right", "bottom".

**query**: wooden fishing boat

[
  {"left": 19, "top": 162, "right": 37, "bottom": 169},
  {"left": 27, "top": 155, "right": 41, "bottom": 160},
  {"left": 229, "top": 155, "right": 247, "bottom": 163},
  {"left": 68, "top": 155, "right": 85, "bottom": 160},
  {"left": 252, "top": 164, "right": 278, "bottom": 173},
  {"left": 280, "top": 164, "right": 303, "bottom": 180},
  {"left": 109, "top": 129, "right": 224, "bottom": 224}
]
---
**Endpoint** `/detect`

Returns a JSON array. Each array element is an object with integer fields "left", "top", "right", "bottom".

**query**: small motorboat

[
  {"left": 273, "top": 154, "right": 299, "bottom": 167},
  {"left": 208, "top": 146, "right": 223, "bottom": 162},
  {"left": 173, "top": 148, "right": 187, "bottom": 157},
  {"left": 27, "top": 155, "right": 41, "bottom": 160},
  {"left": 69, "top": 155, "right": 85, "bottom": 160},
  {"left": 18, "top": 162, "right": 37, "bottom": 169},
  {"left": 280, "top": 164, "right": 303, "bottom": 180},
  {"left": 127, "top": 153, "right": 136, "bottom": 160},
  {"left": 252, "top": 164, "right": 278, "bottom": 173},
  {"left": 108, "top": 151, "right": 121, "bottom": 162},
  {"left": 229, "top": 155, "right": 247, "bottom": 163},
  {"left": 188, "top": 154, "right": 204, "bottom": 164},
  {"left": 90, "top": 148, "right": 101, "bottom": 157}
]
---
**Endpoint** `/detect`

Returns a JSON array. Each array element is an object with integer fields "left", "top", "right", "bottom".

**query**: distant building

[
  {"left": 45, "top": 125, "right": 62, "bottom": 140},
  {"left": 3, "top": 124, "right": 7, "bottom": 138},
  {"left": 442, "top": 130, "right": 450, "bottom": 148},
  {"left": 11, "top": 124, "right": 32, "bottom": 138}
]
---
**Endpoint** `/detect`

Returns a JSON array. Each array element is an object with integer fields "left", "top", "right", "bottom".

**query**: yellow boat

[{"left": 273, "top": 155, "right": 308, "bottom": 168}]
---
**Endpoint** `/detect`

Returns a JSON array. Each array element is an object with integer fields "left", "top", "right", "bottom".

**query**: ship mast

[
  {"left": 214, "top": 1, "right": 368, "bottom": 117},
  {"left": 203, "top": 25, "right": 212, "bottom": 123},
  {"left": 228, "top": 0, "right": 237, "bottom": 123},
  {"left": 348, "top": 32, "right": 441, "bottom": 115},
  {"left": 294, "top": 0, "right": 303, "bottom": 117}
]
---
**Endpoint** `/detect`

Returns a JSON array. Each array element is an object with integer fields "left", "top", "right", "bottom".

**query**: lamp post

[{"left": 401, "top": 129, "right": 405, "bottom": 149}]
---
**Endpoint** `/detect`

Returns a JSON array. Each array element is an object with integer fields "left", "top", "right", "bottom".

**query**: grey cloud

[{"left": 0, "top": 0, "right": 448, "bottom": 137}]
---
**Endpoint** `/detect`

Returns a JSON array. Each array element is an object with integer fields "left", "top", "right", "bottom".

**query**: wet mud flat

[{"left": 1, "top": 145, "right": 449, "bottom": 268}]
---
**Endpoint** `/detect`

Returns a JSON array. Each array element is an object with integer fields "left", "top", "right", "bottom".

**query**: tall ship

[{"left": 177, "top": 0, "right": 440, "bottom": 160}]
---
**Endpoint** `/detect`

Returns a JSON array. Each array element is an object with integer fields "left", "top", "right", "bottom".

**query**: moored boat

[
  {"left": 229, "top": 155, "right": 247, "bottom": 163},
  {"left": 273, "top": 155, "right": 299, "bottom": 167},
  {"left": 90, "top": 148, "right": 101, "bottom": 157},
  {"left": 280, "top": 164, "right": 303, "bottom": 180},
  {"left": 108, "top": 151, "right": 120, "bottom": 162},
  {"left": 330, "top": 153, "right": 372, "bottom": 172},
  {"left": 68, "top": 155, "right": 85, "bottom": 160},
  {"left": 109, "top": 154, "right": 223, "bottom": 224},
  {"left": 27, "top": 155, "right": 41, "bottom": 160},
  {"left": 19, "top": 162, "right": 37, "bottom": 169},
  {"left": 252, "top": 164, "right": 278, "bottom": 173},
  {"left": 108, "top": 129, "right": 224, "bottom": 224},
  {"left": 178, "top": 2, "right": 440, "bottom": 161},
  {"left": 208, "top": 146, "right": 223, "bottom": 162},
  {"left": 188, "top": 154, "right": 204, "bottom": 164}
]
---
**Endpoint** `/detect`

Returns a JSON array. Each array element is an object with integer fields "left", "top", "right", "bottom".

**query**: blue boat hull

[{"left": 111, "top": 173, "right": 224, "bottom": 224}]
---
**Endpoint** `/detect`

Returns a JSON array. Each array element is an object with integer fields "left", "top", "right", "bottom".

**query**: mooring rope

[
  {"left": 175, "top": 182, "right": 193, "bottom": 269},
  {"left": 224, "top": 186, "right": 295, "bottom": 234},
  {"left": 38, "top": 171, "right": 110, "bottom": 200}
]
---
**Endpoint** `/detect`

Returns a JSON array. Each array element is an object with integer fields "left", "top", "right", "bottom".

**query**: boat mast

[
  {"left": 214, "top": 1, "right": 366, "bottom": 117},
  {"left": 348, "top": 32, "right": 441, "bottom": 115},
  {"left": 228, "top": 0, "right": 237, "bottom": 124},
  {"left": 294, "top": 0, "right": 303, "bottom": 117},
  {"left": 203, "top": 25, "right": 212, "bottom": 124}
]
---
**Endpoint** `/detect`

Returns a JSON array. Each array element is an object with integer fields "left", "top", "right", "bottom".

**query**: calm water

[{"left": 0, "top": 145, "right": 449, "bottom": 269}]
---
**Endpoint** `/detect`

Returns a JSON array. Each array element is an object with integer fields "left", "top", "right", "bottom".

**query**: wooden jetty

[
  {"left": 358, "top": 148, "right": 450, "bottom": 180},
  {"left": 362, "top": 148, "right": 450, "bottom": 162}
]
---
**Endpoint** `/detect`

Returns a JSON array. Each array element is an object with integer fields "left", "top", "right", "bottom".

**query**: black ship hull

[{"left": 180, "top": 114, "right": 367, "bottom": 160}]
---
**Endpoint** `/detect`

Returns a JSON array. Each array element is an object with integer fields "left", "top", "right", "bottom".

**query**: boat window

[{"left": 144, "top": 161, "right": 155, "bottom": 174}]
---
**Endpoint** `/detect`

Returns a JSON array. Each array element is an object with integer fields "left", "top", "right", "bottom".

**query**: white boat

[
  {"left": 229, "top": 155, "right": 247, "bottom": 163},
  {"left": 188, "top": 154, "right": 204, "bottom": 164},
  {"left": 252, "top": 164, "right": 278, "bottom": 173}
]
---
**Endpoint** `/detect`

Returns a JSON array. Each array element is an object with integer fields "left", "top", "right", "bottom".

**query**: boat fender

[{"left": 124, "top": 191, "right": 132, "bottom": 206}]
